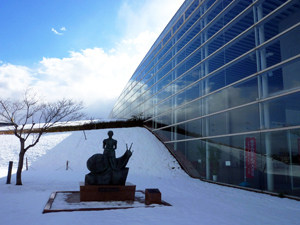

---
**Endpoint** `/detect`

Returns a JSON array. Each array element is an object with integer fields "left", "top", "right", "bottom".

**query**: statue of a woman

[{"left": 103, "top": 130, "right": 117, "bottom": 170}]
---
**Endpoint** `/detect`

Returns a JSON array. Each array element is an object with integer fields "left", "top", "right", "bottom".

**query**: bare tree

[{"left": 0, "top": 89, "right": 85, "bottom": 185}]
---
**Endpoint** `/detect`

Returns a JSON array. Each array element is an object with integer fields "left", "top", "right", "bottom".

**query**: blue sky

[
  {"left": 0, "top": 0, "right": 121, "bottom": 65},
  {"left": 0, "top": 0, "right": 184, "bottom": 119}
]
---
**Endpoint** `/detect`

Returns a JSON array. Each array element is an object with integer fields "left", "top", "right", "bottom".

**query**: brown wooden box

[
  {"left": 80, "top": 182, "right": 136, "bottom": 202},
  {"left": 145, "top": 188, "right": 161, "bottom": 205}
]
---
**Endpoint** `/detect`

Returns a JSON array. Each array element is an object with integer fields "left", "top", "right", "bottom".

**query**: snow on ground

[{"left": 0, "top": 127, "right": 300, "bottom": 225}]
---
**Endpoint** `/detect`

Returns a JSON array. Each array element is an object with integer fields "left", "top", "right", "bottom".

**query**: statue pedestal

[{"left": 80, "top": 182, "right": 136, "bottom": 202}]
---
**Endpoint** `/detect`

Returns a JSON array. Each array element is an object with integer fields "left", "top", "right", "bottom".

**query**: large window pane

[{"left": 264, "top": 91, "right": 300, "bottom": 129}]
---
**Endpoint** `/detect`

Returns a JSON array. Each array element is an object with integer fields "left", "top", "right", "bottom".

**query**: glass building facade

[{"left": 109, "top": 0, "right": 300, "bottom": 197}]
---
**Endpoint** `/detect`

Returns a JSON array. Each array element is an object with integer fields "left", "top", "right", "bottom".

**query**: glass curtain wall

[{"left": 109, "top": 0, "right": 300, "bottom": 197}]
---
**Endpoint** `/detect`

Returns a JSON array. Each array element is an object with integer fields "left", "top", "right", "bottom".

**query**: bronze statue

[
  {"left": 103, "top": 130, "right": 117, "bottom": 170},
  {"left": 85, "top": 130, "right": 133, "bottom": 185}
]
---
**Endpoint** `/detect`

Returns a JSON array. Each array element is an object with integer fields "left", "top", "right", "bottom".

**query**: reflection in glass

[{"left": 109, "top": 0, "right": 300, "bottom": 197}]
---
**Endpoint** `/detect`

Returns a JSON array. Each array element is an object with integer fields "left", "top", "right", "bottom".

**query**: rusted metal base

[{"left": 80, "top": 182, "right": 136, "bottom": 202}]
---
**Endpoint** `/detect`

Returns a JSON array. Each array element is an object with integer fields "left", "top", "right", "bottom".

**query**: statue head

[{"left": 108, "top": 130, "right": 113, "bottom": 138}]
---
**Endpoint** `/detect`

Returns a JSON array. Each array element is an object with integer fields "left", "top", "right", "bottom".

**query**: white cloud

[
  {"left": 118, "top": 0, "right": 184, "bottom": 37},
  {"left": 0, "top": 41, "right": 146, "bottom": 118},
  {"left": 0, "top": 63, "right": 34, "bottom": 99},
  {"left": 36, "top": 47, "right": 135, "bottom": 101},
  {"left": 1, "top": 1, "right": 184, "bottom": 119},
  {"left": 60, "top": 27, "right": 66, "bottom": 31},
  {"left": 51, "top": 28, "right": 63, "bottom": 35}
]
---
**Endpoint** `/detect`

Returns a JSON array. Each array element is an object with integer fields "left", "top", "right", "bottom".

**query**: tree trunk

[{"left": 16, "top": 139, "right": 25, "bottom": 185}]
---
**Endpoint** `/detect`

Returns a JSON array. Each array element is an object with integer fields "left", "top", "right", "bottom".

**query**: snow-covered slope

[{"left": 0, "top": 127, "right": 184, "bottom": 178}]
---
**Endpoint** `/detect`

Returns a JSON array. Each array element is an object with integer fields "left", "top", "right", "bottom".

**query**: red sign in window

[{"left": 245, "top": 137, "right": 256, "bottom": 178}]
